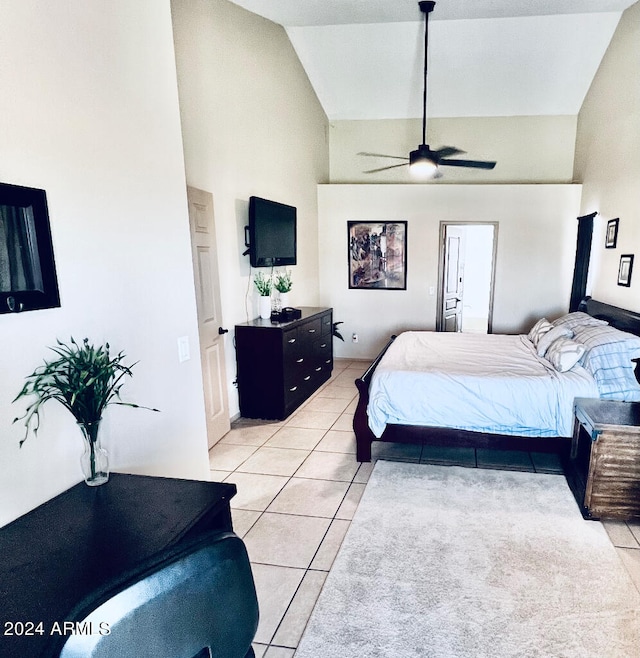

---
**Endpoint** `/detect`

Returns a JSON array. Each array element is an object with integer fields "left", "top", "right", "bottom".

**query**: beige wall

[
  {"left": 575, "top": 1, "right": 640, "bottom": 312},
  {"left": 171, "top": 0, "right": 330, "bottom": 418},
  {"left": 330, "top": 115, "right": 577, "bottom": 184},
  {"left": 319, "top": 184, "right": 582, "bottom": 359},
  {"left": 0, "top": 1, "right": 210, "bottom": 526}
]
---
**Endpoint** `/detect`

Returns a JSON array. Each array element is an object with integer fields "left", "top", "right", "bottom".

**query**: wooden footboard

[{"left": 353, "top": 335, "right": 396, "bottom": 462}]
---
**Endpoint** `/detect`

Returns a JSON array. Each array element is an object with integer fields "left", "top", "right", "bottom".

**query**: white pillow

[
  {"left": 545, "top": 337, "right": 586, "bottom": 372},
  {"left": 527, "top": 318, "right": 552, "bottom": 346},
  {"left": 536, "top": 325, "right": 573, "bottom": 357}
]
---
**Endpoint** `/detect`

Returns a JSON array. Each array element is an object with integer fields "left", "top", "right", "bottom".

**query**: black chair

[{"left": 59, "top": 532, "right": 258, "bottom": 658}]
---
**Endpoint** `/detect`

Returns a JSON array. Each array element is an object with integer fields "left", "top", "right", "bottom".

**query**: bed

[{"left": 353, "top": 298, "right": 640, "bottom": 462}]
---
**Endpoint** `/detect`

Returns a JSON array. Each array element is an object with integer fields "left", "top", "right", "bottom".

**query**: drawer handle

[
  {"left": 325, "top": 359, "right": 331, "bottom": 364},
  {"left": 288, "top": 338, "right": 296, "bottom": 344},
  {"left": 289, "top": 386, "right": 298, "bottom": 392},
  {"left": 320, "top": 343, "right": 327, "bottom": 348},
  {"left": 296, "top": 358, "right": 304, "bottom": 363},
  {"left": 308, "top": 329, "right": 316, "bottom": 333},
  {"left": 304, "top": 375, "right": 311, "bottom": 381},
  {"left": 315, "top": 367, "right": 322, "bottom": 372}
]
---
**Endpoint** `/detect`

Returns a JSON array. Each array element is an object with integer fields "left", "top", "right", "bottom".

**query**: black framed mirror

[{"left": 0, "top": 181, "right": 60, "bottom": 314}]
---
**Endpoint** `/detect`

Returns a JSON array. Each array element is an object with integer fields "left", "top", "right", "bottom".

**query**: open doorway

[{"left": 436, "top": 222, "right": 498, "bottom": 333}]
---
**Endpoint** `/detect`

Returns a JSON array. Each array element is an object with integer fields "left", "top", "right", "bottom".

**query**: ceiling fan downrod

[
  {"left": 410, "top": 1, "right": 437, "bottom": 175},
  {"left": 418, "top": 1, "right": 435, "bottom": 148}
]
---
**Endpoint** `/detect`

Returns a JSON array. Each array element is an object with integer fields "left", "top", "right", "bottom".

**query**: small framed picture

[
  {"left": 605, "top": 218, "right": 619, "bottom": 248},
  {"left": 617, "top": 254, "right": 634, "bottom": 287},
  {"left": 348, "top": 221, "right": 407, "bottom": 290}
]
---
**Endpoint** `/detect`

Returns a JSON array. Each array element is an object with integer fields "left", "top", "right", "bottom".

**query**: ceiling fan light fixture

[{"left": 409, "top": 145, "right": 438, "bottom": 178}]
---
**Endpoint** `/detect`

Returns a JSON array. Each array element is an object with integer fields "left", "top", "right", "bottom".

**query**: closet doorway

[{"left": 436, "top": 222, "right": 498, "bottom": 333}]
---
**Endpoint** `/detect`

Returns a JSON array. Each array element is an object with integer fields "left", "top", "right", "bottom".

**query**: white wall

[
  {"left": 0, "top": 1, "right": 209, "bottom": 526},
  {"left": 319, "top": 184, "right": 582, "bottom": 359},
  {"left": 330, "top": 115, "right": 577, "bottom": 184},
  {"left": 575, "top": 1, "right": 640, "bottom": 312},
  {"left": 171, "top": 0, "right": 330, "bottom": 418}
]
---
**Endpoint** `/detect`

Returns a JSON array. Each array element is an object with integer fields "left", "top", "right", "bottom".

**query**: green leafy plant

[
  {"left": 274, "top": 270, "right": 293, "bottom": 293},
  {"left": 253, "top": 271, "right": 272, "bottom": 296},
  {"left": 333, "top": 321, "right": 345, "bottom": 341},
  {"left": 13, "top": 337, "right": 159, "bottom": 447}
]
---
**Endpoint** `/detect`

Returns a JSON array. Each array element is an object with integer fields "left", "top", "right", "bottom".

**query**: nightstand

[{"left": 567, "top": 397, "right": 640, "bottom": 520}]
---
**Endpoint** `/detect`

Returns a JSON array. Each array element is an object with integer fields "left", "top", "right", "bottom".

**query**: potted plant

[
  {"left": 13, "top": 337, "right": 158, "bottom": 486},
  {"left": 274, "top": 270, "right": 293, "bottom": 308},
  {"left": 253, "top": 271, "right": 273, "bottom": 319}
]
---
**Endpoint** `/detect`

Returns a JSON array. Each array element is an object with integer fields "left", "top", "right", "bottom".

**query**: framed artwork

[
  {"left": 605, "top": 218, "right": 619, "bottom": 248},
  {"left": 348, "top": 221, "right": 407, "bottom": 290},
  {"left": 617, "top": 254, "right": 634, "bottom": 287}
]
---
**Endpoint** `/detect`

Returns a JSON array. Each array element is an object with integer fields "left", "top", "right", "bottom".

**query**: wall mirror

[{"left": 0, "top": 181, "right": 60, "bottom": 314}]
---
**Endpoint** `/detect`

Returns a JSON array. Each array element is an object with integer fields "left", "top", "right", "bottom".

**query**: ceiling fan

[{"left": 359, "top": 1, "right": 496, "bottom": 178}]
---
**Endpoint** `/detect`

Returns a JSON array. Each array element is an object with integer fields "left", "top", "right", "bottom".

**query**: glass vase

[{"left": 79, "top": 420, "right": 109, "bottom": 486}]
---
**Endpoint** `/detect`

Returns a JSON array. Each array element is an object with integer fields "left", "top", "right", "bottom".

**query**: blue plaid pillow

[{"left": 573, "top": 325, "right": 640, "bottom": 401}]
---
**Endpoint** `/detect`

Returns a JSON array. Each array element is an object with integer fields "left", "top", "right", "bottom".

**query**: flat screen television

[
  {"left": 244, "top": 196, "right": 297, "bottom": 268},
  {"left": 0, "top": 181, "right": 60, "bottom": 314}
]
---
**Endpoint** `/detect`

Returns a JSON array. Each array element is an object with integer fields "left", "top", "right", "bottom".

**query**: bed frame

[{"left": 353, "top": 297, "right": 640, "bottom": 462}]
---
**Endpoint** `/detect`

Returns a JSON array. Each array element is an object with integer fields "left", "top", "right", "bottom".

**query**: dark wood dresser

[{"left": 235, "top": 306, "right": 333, "bottom": 420}]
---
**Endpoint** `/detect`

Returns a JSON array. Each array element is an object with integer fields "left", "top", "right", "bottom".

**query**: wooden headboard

[{"left": 579, "top": 297, "right": 640, "bottom": 337}]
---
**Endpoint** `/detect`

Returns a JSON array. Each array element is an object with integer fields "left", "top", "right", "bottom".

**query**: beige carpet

[{"left": 296, "top": 461, "right": 640, "bottom": 657}]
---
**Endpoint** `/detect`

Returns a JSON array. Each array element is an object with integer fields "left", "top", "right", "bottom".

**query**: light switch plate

[{"left": 177, "top": 336, "right": 190, "bottom": 362}]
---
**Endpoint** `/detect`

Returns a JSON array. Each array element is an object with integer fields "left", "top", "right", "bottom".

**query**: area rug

[{"left": 295, "top": 461, "right": 640, "bottom": 657}]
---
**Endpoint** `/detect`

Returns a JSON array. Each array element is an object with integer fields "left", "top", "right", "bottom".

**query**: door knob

[{"left": 218, "top": 327, "right": 229, "bottom": 335}]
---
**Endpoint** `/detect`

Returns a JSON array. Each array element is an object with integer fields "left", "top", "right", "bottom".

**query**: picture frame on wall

[
  {"left": 348, "top": 221, "right": 407, "bottom": 290},
  {"left": 605, "top": 218, "right": 619, "bottom": 248},
  {"left": 617, "top": 254, "right": 634, "bottom": 287}
]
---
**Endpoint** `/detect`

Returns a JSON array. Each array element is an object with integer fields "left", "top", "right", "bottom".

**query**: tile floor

[{"left": 208, "top": 358, "right": 640, "bottom": 657}]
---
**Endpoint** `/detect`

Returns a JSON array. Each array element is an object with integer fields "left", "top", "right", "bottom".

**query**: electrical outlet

[{"left": 352, "top": 333, "right": 359, "bottom": 343}]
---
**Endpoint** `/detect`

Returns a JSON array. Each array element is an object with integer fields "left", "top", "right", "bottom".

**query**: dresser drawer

[
  {"left": 284, "top": 351, "right": 307, "bottom": 385},
  {"left": 298, "top": 318, "right": 322, "bottom": 344},
  {"left": 283, "top": 327, "right": 299, "bottom": 352},
  {"left": 320, "top": 312, "right": 333, "bottom": 336},
  {"left": 313, "top": 343, "right": 332, "bottom": 376}
]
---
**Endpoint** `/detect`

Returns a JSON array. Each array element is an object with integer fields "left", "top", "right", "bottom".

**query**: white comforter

[{"left": 367, "top": 331, "right": 599, "bottom": 439}]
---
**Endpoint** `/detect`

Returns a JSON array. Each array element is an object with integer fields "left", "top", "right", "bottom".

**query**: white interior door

[
  {"left": 441, "top": 225, "right": 465, "bottom": 332},
  {"left": 437, "top": 222, "right": 497, "bottom": 333},
  {"left": 187, "top": 187, "right": 230, "bottom": 448}
]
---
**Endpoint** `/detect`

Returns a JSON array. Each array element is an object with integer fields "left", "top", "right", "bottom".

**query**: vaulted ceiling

[{"left": 228, "top": 0, "right": 636, "bottom": 120}]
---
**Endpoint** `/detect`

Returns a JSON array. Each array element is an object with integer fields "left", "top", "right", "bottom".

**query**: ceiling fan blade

[
  {"left": 433, "top": 146, "right": 465, "bottom": 159},
  {"left": 363, "top": 163, "right": 409, "bottom": 174},
  {"left": 439, "top": 158, "right": 497, "bottom": 170},
  {"left": 358, "top": 152, "right": 409, "bottom": 161}
]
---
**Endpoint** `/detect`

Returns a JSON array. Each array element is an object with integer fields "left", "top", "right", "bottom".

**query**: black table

[{"left": 0, "top": 473, "right": 238, "bottom": 658}]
